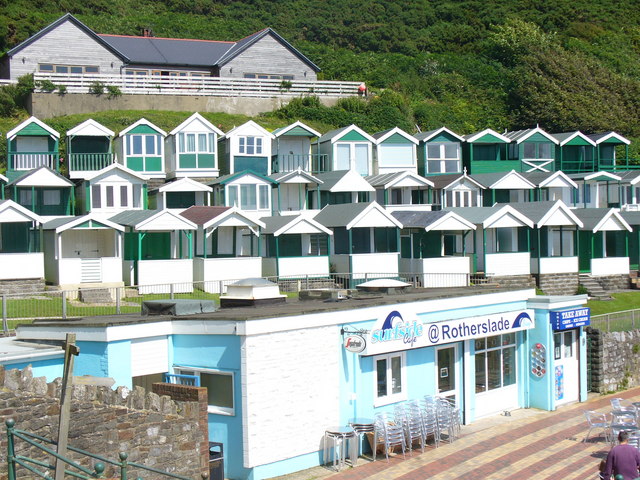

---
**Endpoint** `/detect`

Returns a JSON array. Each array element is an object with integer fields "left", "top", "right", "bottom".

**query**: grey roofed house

[
  {"left": 469, "top": 171, "right": 535, "bottom": 189},
  {"left": 1, "top": 13, "right": 319, "bottom": 80},
  {"left": 571, "top": 208, "right": 632, "bottom": 232}
]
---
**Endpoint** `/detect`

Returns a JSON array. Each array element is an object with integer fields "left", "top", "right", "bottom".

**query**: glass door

[{"left": 436, "top": 344, "right": 459, "bottom": 405}]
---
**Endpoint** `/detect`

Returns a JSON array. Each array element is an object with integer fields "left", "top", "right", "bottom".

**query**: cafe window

[
  {"left": 374, "top": 352, "right": 406, "bottom": 406},
  {"left": 175, "top": 367, "right": 235, "bottom": 415},
  {"left": 475, "top": 333, "right": 516, "bottom": 394}
]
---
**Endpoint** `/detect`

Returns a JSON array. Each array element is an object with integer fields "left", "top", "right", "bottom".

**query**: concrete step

[
  {"left": 0, "top": 279, "right": 46, "bottom": 296},
  {"left": 78, "top": 288, "right": 114, "bottom": 303}
]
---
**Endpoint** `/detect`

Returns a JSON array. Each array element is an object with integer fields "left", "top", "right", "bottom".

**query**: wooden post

[{"left": 55, "top": 333, "right": 80, "bottom": 480}]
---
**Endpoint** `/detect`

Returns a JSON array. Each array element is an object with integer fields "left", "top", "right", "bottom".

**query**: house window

[
  {"left": 374, "top": 352, "right": 406, "bottom": 406},
  {"left": 522, "top": 142, "right": 553, "bottom": 159},
  {"left": 475, "top": 334, "right": 516, "bottom": 393},
  {"left": 91, "top": 185, "right": 101, "bottom": 208},
  {"left": 174, "top": 367, "right": 234, "bottom": 415},
  {"left": 43, "top": 190, "right": 60, "bottom": 206},
  {"left": 38, "top": 64, "right": 99, "bottom": 74},
  {"left": 19, "top": 190, "right": 32, "bottom": 205},
  {"left": 244, "top": 73, "right": 294, "bottom": 80},
  {"left": 178, "top": 133, "right": 215, "bottom": 153},
  {"left": 239, "top": 136, "right": 263, "bottom": 155},
  {"left": 444, "top": 189, "right": 478, "bottom": 207},
  {"left": 427, "top": 143, "right": 460, "bottom": 173},
  {"left": 334, "top": 143, "right": 370, "bottom": 175},
  {"left": 309, "top": 234, "right": 328, "bottom": 255},
  {"left": 258, "top": 185, "right": 269, "bottom": 209},
  {"left": 106, "top": 186, "right": 114, "bottom": 207},
  {"left": 120, "top": 186, "right": 128, "bottom": 207},
  {"left": 240, "top": 185, "right": 257, "bottom": 210},
  {"left": 127, "top": 135, "right": 161, "bottom": 156}
]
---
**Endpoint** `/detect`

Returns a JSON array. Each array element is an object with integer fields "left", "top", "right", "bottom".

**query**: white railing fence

[
  {"left": 0, "top": 272, "right": 472, "bottom": 331},
  {"left": 31, "top": 73, "right": 361, "bottom": 98}
]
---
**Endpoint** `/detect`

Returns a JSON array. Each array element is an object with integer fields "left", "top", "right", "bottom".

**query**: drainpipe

[
  {"left": 482, "top": 229, "right": 487, "bottom": 275},
  {"left": 275, "top": 235, "right": 280, "bottom": 277},
  {"left": 537, "top": 228, "right": 541, "bottom": 275}
]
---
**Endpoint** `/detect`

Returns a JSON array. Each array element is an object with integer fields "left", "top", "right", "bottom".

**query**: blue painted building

[{"left": 11, "top": 286, "right": 588, "bottom": 479}]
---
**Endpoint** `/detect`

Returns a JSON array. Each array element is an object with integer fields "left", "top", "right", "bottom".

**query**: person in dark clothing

[{"left": 603, "top": 431, "right": 640, "bottom": 480}]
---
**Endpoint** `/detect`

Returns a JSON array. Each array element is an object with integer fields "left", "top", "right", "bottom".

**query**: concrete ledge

[{"left": 29, "top": 92, "right": 344, "bottom": 118}]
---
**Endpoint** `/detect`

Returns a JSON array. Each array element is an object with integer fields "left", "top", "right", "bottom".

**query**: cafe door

[
  {"left": 554, "top": 329, "right": 579, "bottom": 406},
  {"left": 436, "top": 344, "right": 460, "bottom": 406}
]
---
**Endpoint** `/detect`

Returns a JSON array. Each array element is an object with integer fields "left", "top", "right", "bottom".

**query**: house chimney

[{"left": 142, "top": 28, "right": 153, "bottom": 37}]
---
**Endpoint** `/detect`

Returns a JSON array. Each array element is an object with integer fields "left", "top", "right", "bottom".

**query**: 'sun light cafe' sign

[
  {"left": 359, "top": 309, "right": 535, "bottom": 356},
  {"left": 549, "top": 307, "right": 590, "bottom": 331}
]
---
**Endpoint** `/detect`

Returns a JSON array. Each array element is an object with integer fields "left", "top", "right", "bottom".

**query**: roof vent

[
  {"left": 356, "top": 278, "right": 412, "bottom": 295},
  {"left": 220, "top": 278, "right": 286, "bottom": 308}
]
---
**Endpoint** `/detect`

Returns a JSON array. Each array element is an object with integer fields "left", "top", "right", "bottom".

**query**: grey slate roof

[
  {"left": 42, "top": 216, "right": 78, "bottom": 230},
  {"left": 444, "top": 206, "right": 515, "bottom": 225},
  {"left": 365, "top": 172, "right": 405, "bottom": 187},
  {"left": 391, "top": 210, "right": 449, "bottom": 229},
  {"left": 503, "top": 128, "right": 536, "bottom": 142},
  {"left": 109, "top": 210, "right": 158, "bottom": 226},
  {"left": 571, "top": 208, "right": 615, "bottom": 230},
  {"left": 496, "top": 201, "right": 562, "bottom": 224},
  {"left": 371, "top": 128, "right": 395, "bottom": 140},
  {"left": 269, "top": 170, "right": 321, "bottom": 184},
  {"left": 314, "top": 202, "right": 373, "bottom": 227},
  {"left": 620, "top": 211, "right": 640, "bottom": 226},
  {"left": 470, "top": 171, "right": 519, "bottom": 188},
  {"left": 414, "top": 127, "right": 464, "bottom": 143},
  {"left": 180, "top": 206, "right": 230, "bottom": 225},
  {"left": 260, "top": 215, "right": 300, "bottom": 234},
  {"left": 99, "top": 34, "right": 232, "bottom": 67},
  {"left": 520, "top": 171, "right": 556, "bottom": 186}
]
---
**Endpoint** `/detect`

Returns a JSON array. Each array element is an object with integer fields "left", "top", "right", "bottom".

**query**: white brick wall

[{"left": 241, "top": 325, "right": 340, "bottom": 468}]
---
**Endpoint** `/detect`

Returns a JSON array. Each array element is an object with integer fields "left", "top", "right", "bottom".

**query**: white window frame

[
  {"left": 174, "top": 367, "right": 235, "bottom": 415},
  {"left": 373, "top": 351, "right": 406, "bottom": 407},
  {"left": 178, "top": 132, "right": 215, "bottom": 154},
  {"left": 426, "top": 142, "right": 460, "bottom": 173},
  {"left": 238, "top": 136, "right": 263, "bottom": 155},
  {"left": 474, "top": 334, "right": 517, "bottom": 394},
  {"left": 127, "top": 135, "right": 162, "bottom": 157},
  {"left": 334, "top": 142, "right": 371, "bottom": 175}
]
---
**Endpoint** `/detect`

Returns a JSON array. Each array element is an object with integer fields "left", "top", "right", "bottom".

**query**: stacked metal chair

[
  {"left": 394, "top": 401, "right": 426, "bottom": 454},
  {"left": 421, "top": 396, "right": 440, "bottom": 448},
  {"left": 373, "top": 412, "right": 407, "bottom": 462},
  {"left": 435, "top": 397, "right": 460, "bottom": 443}
]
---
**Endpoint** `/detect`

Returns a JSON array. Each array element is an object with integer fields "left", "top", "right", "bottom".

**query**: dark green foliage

[
  {"left": 106, "top": 85, "right": 122, "bottom": 99},
  {"left": 89, "top": 81, "right": 106, "bottom": 95}
]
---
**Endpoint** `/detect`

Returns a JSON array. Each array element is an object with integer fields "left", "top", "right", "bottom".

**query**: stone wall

[
  {"left": 536, "top": 273, "right": 579, "bottom": 296},
  {"left": 0, "top": 365, "right": 207, "bottom": 480},
  {"left": 596, "top": 274, "right": 630, "bottom": 291},
  {"left": 587, "top": 327, "right": 640, "bottom": 393}
]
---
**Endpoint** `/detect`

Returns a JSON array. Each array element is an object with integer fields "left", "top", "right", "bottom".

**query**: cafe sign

[
  {"left": 362, "top": 309, "right": 535, "bottom": 355},
  {"left": 344, "top": 334, "right": 366, "bottom": 353},
  {"left": 549, "top": 307, "right": 590, "bottom": 331}
]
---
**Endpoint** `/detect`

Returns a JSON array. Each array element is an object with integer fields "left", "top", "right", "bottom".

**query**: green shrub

[
  {"left": 57, "top": 85, "right": 67, "bottom": 95},
  {"left": 89, "top": 81, "right": 105, "bottom": 95},
  {"left": 279, "top": 80, "right": 293, "bottom": 91},
  {"left": 106, "top": 85, "right": 122, "bottom": 99},
  {"left": 36, "top": 79, "right": 57, "bottom": 92}
]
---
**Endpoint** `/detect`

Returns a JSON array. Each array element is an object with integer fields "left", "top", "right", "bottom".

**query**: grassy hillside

[{"left": 2, "top": 0, "right": 640, "bottom": 157}]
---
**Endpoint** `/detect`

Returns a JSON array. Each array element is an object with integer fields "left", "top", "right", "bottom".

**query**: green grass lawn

[{"left": 586, "top": 291, "right": 640, "bottom": 316}]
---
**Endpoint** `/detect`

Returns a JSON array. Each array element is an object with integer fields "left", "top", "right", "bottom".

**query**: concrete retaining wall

[
  {"left": 29, "top": 92, "right": 343, "bottom": 119},
  {"left": 536, "top": 273, "right": 579, "bottom": 296}
]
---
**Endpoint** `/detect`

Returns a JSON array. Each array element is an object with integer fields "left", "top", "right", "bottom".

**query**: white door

[
  {"left": 554, "top": 330, "right": 579, "bottom": 406},
  {"left": 436, "top": 344, "right": 459, "bottom": 406}
]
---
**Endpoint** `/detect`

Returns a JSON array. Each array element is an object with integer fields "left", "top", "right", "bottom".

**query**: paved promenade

[{"left": 274, "top": 388, "right": 640, "bottom": 480}]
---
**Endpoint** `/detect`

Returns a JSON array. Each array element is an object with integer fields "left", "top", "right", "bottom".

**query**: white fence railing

[{"left": 30, "top": 73, "right": 361, "bottom": 98}]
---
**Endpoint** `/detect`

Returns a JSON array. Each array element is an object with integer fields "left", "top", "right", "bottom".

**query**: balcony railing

[
  {"left": 272, "top": 154, "right": 329, "bottom": 173},
  {"left": 68, "top": 152, "right": 115, "bottom": 172},
  {"left": 31, "top": 73, "right": 361, "bottom": 98},
  {"left": 8, "top": 152, "right": 59, "bottom": 171}
]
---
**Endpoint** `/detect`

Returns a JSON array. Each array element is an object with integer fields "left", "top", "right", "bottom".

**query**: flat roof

[{"left": 17, "top": 285, "right": 529, "bottom": 330}]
